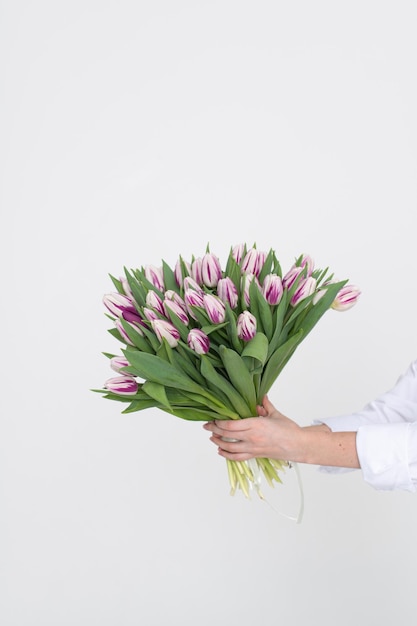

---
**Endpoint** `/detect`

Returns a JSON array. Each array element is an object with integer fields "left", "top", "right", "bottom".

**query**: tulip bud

[
  {"left": 164, "top": 298, "right": 190, "bottom": 325},
  {"left": 103, "top": 293, "right": 136, "bottom": 318},
  {"left": 164, "top": 290, "right": 187, "bottom": 311},
  {"left": 297, "top": 254, "right": 315, "bottom": 276},
  {"left": 187, "top": 328, "right": 210, "bottom": 354},
  {"left": 217, "top": 277, "right": 238, "bottom": 309},
  {"left": 241, "top": 273, "right": 260, "bottom": 307},
  {"left": 143, "top": 307, "right": 159, "bottom": 321},
  {"left": 241, "top": 248, "right": 267, "bottom": 277},
  {"left": 184, "top": 288, "right": 205, "bottom": 319},
  {"left": 145, "top": 290, "right": 165, "bottom": 316},
  {"left": 237, "top": 311, "right": 257, "bottom": 341},
  {"left": 110, "top": 356, "right": 130, "bottom": 373},
  {"left": 174, "top": 257, "right": 191, "bottom": 287},
  {"left": 115, "top": 310, "right": 145, "bottom": 344},
  {"left": 144, "top": 265, "right": 164, "bottom": 292},
  {"left": 201, "top": 253, "right": 222, "bottom": 288},
  {"left": 290, "top": 276, "right": 317, "bottom": 306},
  {"left": 104, "top": 375, "right": 138, "bottom": 395},
  {"left": 232, "top": 243, "right": 245, "bottom": 264},
  {"left": 282, "top": 266, "right": 303, "bottom": 290},
  {"left": 120, "top": 277, "right": 134, "bottom": 299},
  {"left": 151, "top": 319, "right": 180, "bottom": 347},
  {"left": 183, "top": 276, "right": 204, "bottom": 293},
  {"left": 203, "top": 294, "right": 226, "bottom": 324},
  {"left": 191, "top": 257, "right": 203, "bottom": 286},
  {"left": 331, "top": 284, "right": 361, "bottom": 311},
  {"left": 262, "top": 274, "right": 283, "bottom": 305}
]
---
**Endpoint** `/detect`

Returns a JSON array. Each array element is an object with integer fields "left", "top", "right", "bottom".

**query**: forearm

[{"left": 295, "top": 425, "right": 360, "bottom": 468}]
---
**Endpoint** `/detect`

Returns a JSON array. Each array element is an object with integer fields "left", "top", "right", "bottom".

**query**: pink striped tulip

[
  {"left": 184, "top": 288, "right": 205, "bottom": 319},
  {"left": 331, "top": 285, "right": 361, "bottom": 311},
  {"left": 232, "top": 243, "right": 245, "bottom": 264},
  {"left": 262, "top": 274, "right": 283, "bottom": 305},
  {"left": 191, "top": 257, "right": 203, "bottom": 285},
  {"left": 203, "top": 294, "right": 226, "bottom": 324},
  {"left": 104, "top": 375, "right": 138, "bottom": 395},
  {"left": 241, "top": 273, "right": 260, "bottom": 307},
  {"left": 241, "top": 248, "right": 267, "bottom": 277},
  {"left": 144, "top": 265, "right": 164, "bottom": 291},
  {"left": 110, "top": 356, "right": 130, "bottom": 373},
  {"left": 217, "top": 277, "right": 238, "bottom": 309},
  {"left": 237, "top": 311, "right": 257, "bottom": 341},
  {"left": 174, "top": 257, "right": 191, "bottom": 287},
  {"left": 151, "top": 319, "right": 180, "bottom": 347},
  {"left": 282, "top": 266, "right": 303, "bottom": 290},
  {"left": 187, "top": 328, "right": 210, "bottom": 354},
  {"left": 201, "top": 253, "right": 222, "bottom": 288},
  {"left": 290, "top": 276, "right": 317, "bottom": 306},
  {"left": 145, "top": 290, "right": 165, "bottom": 315},
  {"left": 164, "top": 298, "right": 190, "bottom": 325},
  {"left": 103, "top": 293, "right": 136, "bottom": 318}
]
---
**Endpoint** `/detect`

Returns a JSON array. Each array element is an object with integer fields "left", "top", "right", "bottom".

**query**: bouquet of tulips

[{"left": 94, "top": 243, "right": 360, "bottom": 499}]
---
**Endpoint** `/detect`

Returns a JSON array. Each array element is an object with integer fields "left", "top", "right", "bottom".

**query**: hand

[{"left": 203, "top": 395, "right": 303, "bottom": 462}]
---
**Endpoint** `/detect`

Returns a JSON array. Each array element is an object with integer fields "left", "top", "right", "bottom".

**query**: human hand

[{"left": 203, "top": 395, "right": 302, "bottom": 462}]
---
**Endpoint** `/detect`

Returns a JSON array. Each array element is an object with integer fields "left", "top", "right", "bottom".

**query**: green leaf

[
  {"left": 165, "top": 407, "right": 227, "bottom": 422},
  {"left": 143, "top": 381, "right": 172, "bottom": 409},
  {"left": 293, "top": 279, "right": 348, "bottom": 337},
  {"left": 259, "top": 329, "right": 304, "bottom": 399},
  {"left": 241, "top": 332, "right": 269, "bottom": 366},
  {"left": 267, "top": 289, "right": 289, "bottom": 357},
  {"left": 224, "top": 254, "right": 242, "bottom": 293},
  {"left": 123, "top": 350, "right": 203, "bottom": 394},
  {"left": 251, "top": 286, "right": 273, "bottom": 340},
  {"left": 200, "top": 355, "right": 253, "bottom": 417},
  {"left": 121, "top": 398, "right": 160, "bottom": 413},
  {"left": 224, "top": 302, "right": 242, "bottom": 353},
  {"left": 119, "top": 318, "right": 155, "bottom": 353},
  {"left": 219, "top": 346, "right": 257, "bottom": 413},
  {"left": 162, "top": 259, "right": 178, "bottom": 292},
  {"left": 123, "top": 268, "right": 147, "bottom": 306}
]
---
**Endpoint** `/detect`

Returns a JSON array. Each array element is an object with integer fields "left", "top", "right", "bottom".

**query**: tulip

[
  {"left": 191, "top": 257, "right": 203, "bottom": 286},
  {"left": 164, "top": 298, "right": 190, "bottom": 325},
  {"left": 187, "top": 328, "right": 210, "bottom": 354},
  {"left": 143, "top": 307, "right": 159, "bottom": 321},
  {"left": 262, "top": 274, "right": 283, "bottom": 305},
  {"left": 144, "top": 264, "right": 164, "bottom": 292},
  {"left": 201, "top": 253, "right": 222, "bottom": 288},
  {"left": 184, "top": 288, "right": 205, "bottom": 319},
  {"left": 331, "top": 284, "right": 361, "bottom": 311},
  {"left": 145, "top": 290, "right": 165, "bottom": 316},
  {"left": 164, "top": 290, "right": 187, "bottom": 311},
  {"left": 241, "top": 248, "right": 267, "bottom": 277},
  {"left": 120, "top": 277, "right": 134, "bottom": 299},
  {"left": 237, "top": 311, "right": 257, "bottom": 341},
  {"left": 103, "top": 293, "right": 136, "bottom": 318},
  {"left": 110, "top": 356, "right": 130, "bottom": 373},
  {"left": 241, "top": 273, "right": 260, "bottom": 307},
  {"left": 282, "top": 266, "right": 303, "bottom": 290},
  {"left": 298, "top": 254, "right": 315, "bottom": 276},
  {"left": 183, "top": 276, "right": 204, "bottom": 293},
  {"left": 115, "top": 310, "right": 145, "bottom": 344},
  {"left": 290, "top": 276, "right": 317, "bottom": 306},
  {"left": 217, "top": 277, "right": 238, "bottom": 309},
  {"left": 174, "top": 257, "right": 191, "bottom": 287},
  {"left": 232, "top": 243, "right": 245, "bottom": 264},
  {"left": 203, "top": 293, "right": 226, "bottom": 324},
  {"left": 104, "top": 375, "right": 138, "bottom": 395},
  {"left": 151, "top": 319, "right": 180, "bottom": 347}
]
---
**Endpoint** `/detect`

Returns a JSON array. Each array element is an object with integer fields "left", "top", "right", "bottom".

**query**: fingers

[{"left": 209, "top": 433, "right": 254, "bottom": 461}]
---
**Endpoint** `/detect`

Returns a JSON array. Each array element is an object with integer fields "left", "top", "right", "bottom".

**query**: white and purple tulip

[
  {"left": 203, "top": 294, "right": 226, "bottom": 324},
  {"left": 191, "top": 257, "right": 203, "bottom": 286},
  {"left": 151, "top": 319, "right": 181, "bottom": 347},
  {"left": 187, "top": 328, "right": 210, "bottom": 354},
  {"left": 103, "top": 293, "right": 136, "bottom": 318},
  {"left": 145, "top": 290, "right": 165, "bottom": 316},
  {"left": 217, "top": 277, "right": 239, "bottom": 309},
  {"left": 104, "top": 375, "right": 138, "bottom": 395},
  {"left": 241, "top": 248, "right": 267, "bottom": 277},
  {"left": 290, "top": 276, "right": 317, "bottom": 307},
  {"left": 237, "top": 311, "right": 257, "bottom": 341},
  {"left": 241, "top": 273, "right": 260, "bottom": 307},
  {"left": 282, "top": 266, "right": 303, "bottom": 290},
  {"left": 164, "top": 298, "right": 190, "bottom": 325},
  {"left": 144, "top": 264, "right": 165, "bottom": 292},
  {"left": 184, "top": 288, "right": 205, "bottom": 319},
  {"left": 174, "top": 257, "right": 191, "bottom": 287},
  {"left": 232, "top": 243, "right": 245, "bottom": 264},
  {"left": 110, "top": 356, "right": 130, "bottom": 373},
  {"left": 262, "top": 274, "right": 284, "bottom": 305},
  {"left": 331, "top": 284, "right": 361, "bottom": 311},
  {"left": 201, "top": 253, "right": 222, "bottom": 288}
]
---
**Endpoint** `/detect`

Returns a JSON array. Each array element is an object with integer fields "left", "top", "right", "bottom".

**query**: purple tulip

[
  {"left": 232, "top": 243, "right": 245, "bottom": 264},
  {"left": 241, "top": 248, "right": 267, "bottom": 277},
  {"left": 282, "top": 266, "right": 303, "bottom": 290},
  {"left": 191, "top": 257, "right": 203, "bottom": 285},
  {"left": 201, "top": 253, "right": 222, "bottom": 288},
  {"left": 174, "top": 257, "right": 191, "bottom": 287},
  {"left": 183, "top": 276, "right": 204, "bottom": 293},
  {"left": 241, "top": 273, "right": 260, "bottom": 307},
  {"left": 144, "top": 264, "right": 164, "bottom": 292},
  {"left": 217, "top": 277, "right": 238, "bottom": 309},
  {"left": 145, "top": 290, "right": 165, "bottom": 316},
  {"left": 290, "top": 276, "right": 317, "bottom": 306},
  {"left": 184, "top": 288, "right": 205, "bottom": 319},
  {"left": 164, "top": 290, "right": 187, "bottom": 311},
  {"left": 151, "top": 319, "right": 180, "bottom": 347},
  {"left": 331, "top": 284, "right": 361, "bottom": 311},
  {"left": 262, "top": 274, "right": 283, "bottom": 305},
  {"left": 103, "top": 293, "right": 136, "bottom": 318},
  {"left": 110, "top": 356, "right": 130, "bottom": 373},
  {"left": 164, "top": 298, "right": 190, "bottom": 325},
  {"left": 237, "top": 311, "right": 257, "bottom": 341},
  {"left": 187, "top": 328, "right": 210, "bottom": 354},
  {"left": 203, "top": 293, "right": 226, "bottom": 324},
  {"left": 104, "top": 375, "right": 138, "bottom": 395}
]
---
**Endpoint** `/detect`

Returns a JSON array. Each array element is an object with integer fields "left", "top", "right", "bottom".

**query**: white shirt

[{"left": 317, "top": 359, "right": 417, "bottom": 491}]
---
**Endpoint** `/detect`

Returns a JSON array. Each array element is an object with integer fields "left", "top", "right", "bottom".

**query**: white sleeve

[{"left": 315, "top": 360, "right": 417, "bottom": 491}]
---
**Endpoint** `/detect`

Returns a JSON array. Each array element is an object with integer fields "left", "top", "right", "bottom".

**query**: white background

[{"left": 1, "top": 1, "right": 417, "bottom": 624}]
